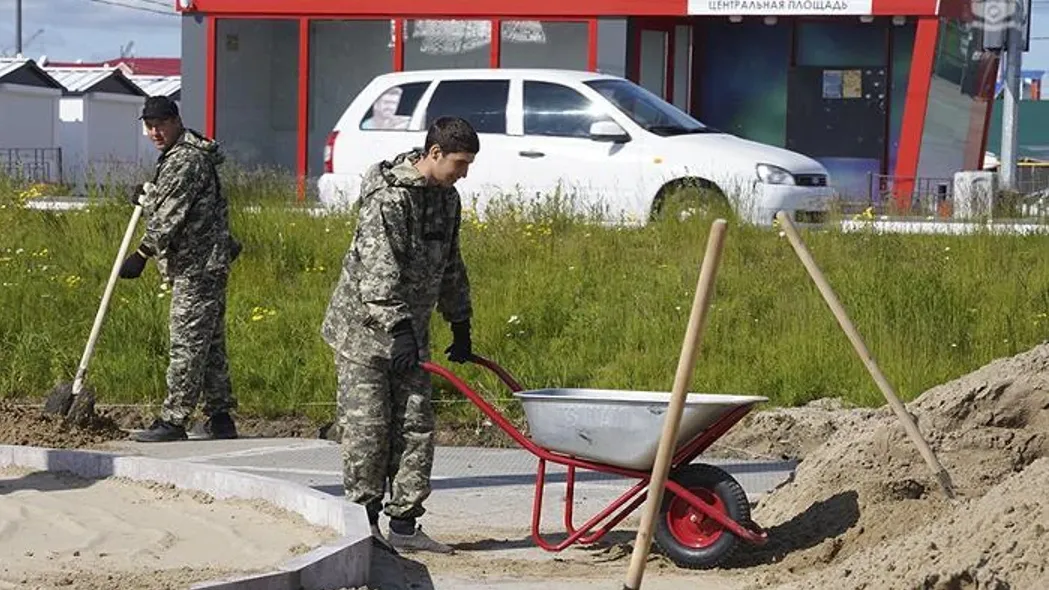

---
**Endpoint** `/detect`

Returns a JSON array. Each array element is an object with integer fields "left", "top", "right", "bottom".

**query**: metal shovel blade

[
  {"left": 43, "top": 382, "right": 98, "bottom": 427},
  {"left": 43, "top": 382, "right": 75, "bottom": 416}
]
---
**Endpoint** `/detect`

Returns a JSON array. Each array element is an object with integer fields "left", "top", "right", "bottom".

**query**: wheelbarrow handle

[
  {"left": 465, "top": 354, "right": 525, "bottom": 392},
  {"left": 419, "top": 354, "right": 524, "bottom": 393},
  {"left": 420, "top": 356, "right": 538, "bottom": 453}
]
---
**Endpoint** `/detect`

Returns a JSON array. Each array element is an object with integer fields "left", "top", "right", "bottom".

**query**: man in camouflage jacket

[
  {"left": 321, "top": 116, "right": 477, "bottom": 554},
  {"left": 119, "top": 95, "right": 241, "bottom": 443}
]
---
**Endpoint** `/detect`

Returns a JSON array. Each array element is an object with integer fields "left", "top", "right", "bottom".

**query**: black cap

[{"left": 140, "top": 95, "right": 180, "bottom": 120}]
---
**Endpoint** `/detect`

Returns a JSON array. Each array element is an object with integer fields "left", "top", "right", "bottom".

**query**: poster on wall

[
  {"left": 687, "top": 0, "right": 874, "bottom": 15},
  {"left": 842, "top": 70, "right": 863, "bottom": 98},
  {"left": 822, "top": 70, "right": 843, "bottom": 99}
]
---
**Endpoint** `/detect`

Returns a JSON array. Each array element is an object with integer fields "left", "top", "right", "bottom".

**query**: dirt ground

[
  {"left": 4, "top": 341, "right": 1049, "bottom": 589},
  {"left": 0, "top": 400, "right": 521, "bottom": 450}
]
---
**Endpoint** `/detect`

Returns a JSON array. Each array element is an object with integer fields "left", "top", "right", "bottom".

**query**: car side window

[
  {"left": 424, "top": 80, "right": 510, "bottom": 134},
  {"left": 523, "top": 81, "right": 607, "bottom": 139},
  {"left": 359, "top": 81, "right": 430, "bottom": 131}
]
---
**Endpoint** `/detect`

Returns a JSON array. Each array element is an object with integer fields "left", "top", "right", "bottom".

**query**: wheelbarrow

[{"left": 421, "top": 355, "right": 770, "bottom": 569}]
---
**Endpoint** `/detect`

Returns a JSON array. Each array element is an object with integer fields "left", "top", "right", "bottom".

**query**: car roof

[{"left": 368, "top": 68, "right": 623, "bottom": 85}]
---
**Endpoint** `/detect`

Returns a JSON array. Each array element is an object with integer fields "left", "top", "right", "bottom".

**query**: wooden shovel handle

[
  {"left": 72, "top": 204, "right": 144, "bottom": 396},
  {"left": 775, "top": 211, "right": 954, "bottom": 499},
  {"left": 622, "top": 218, "right": 728, "bottom": 590}
]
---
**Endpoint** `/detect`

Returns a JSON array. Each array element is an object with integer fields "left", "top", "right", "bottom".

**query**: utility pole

[
  {"left": 999, "top": 0, "right": 1026, "bottom": 191},
  {"left": 15, "top": 0, "right": 23, "bottom": 55}
]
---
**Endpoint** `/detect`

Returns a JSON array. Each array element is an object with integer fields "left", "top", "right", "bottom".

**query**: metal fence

[
  {"left": 0, "top": 148, "right": 63, "bottom": 185},
  {"left": 1015, "top": 163, "right": 1049, "bottom": 195},
  {"left": 860, "top": 169, "right": 1049, "bottom": 220},
  {"left": 863, "top": 173, "right": 955, "bottom": 217}
]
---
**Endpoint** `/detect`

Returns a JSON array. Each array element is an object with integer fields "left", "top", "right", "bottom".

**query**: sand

[
  {"left": 348, "top": 338, "right": 1049, "bottom": 589},
  {"left": 0, "top": 468, "right": 339, "bottom": 590},
  {"left": 426, "top": 341, "right": 1049, "bottom": 589},
  {"left": 730, "top": 341, "right": 1049, "bottom": 589},
  {"left": 5, "top": 341, "right": 1049, "bottom": 589}
]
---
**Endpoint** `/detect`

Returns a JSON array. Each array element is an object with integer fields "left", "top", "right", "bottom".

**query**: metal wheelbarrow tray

[{"left": 422, "top": 355, "right": 770, "bottom": 569}]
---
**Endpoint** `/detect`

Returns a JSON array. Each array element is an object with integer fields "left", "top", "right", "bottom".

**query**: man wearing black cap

[{"left": 121, "top": 95, "right": 241, "bottom": 443}]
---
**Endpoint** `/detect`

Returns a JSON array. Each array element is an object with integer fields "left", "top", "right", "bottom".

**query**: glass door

[
  {"left": 633, "top": 19, "right": 693, "bottom": 112},
  {"left": 639, "top": 28, "right": 668, "bottom": 99}
]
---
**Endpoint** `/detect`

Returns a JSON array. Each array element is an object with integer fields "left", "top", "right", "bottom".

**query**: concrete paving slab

[{"left": 100, "top": 437, "right": 795, "bottom": 589}]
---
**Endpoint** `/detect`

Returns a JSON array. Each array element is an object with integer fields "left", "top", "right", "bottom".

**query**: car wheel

[{"left": 651, "top": 180, "right": 735, "bottom": 224}]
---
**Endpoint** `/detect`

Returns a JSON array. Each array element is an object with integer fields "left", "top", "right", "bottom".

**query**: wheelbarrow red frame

[{"left": 421, "top": 355, "right": 769, "bottom": 554}]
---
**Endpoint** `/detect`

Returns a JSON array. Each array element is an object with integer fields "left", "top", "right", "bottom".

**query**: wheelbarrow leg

[
  {"left": 563, "top": 465, "right": 577, "bottom": 534},
  {"left": 531, "top": 459, "right": 651, "bottom": 551},
  {"left": 563, "top": 467, "right": 652, "bottom": 546}
]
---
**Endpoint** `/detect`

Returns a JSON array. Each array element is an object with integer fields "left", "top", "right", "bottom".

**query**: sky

[
  {"left": 3, "top": 0, "right": 1049, "bottom": 71},
  {"left": 0, "top": 0, "right": 180, "bottom": 62}
]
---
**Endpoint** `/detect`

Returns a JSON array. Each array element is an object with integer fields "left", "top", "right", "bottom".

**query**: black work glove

[
  {"left": 128, "top": 183, "right": 148, "bottom": 207},
  {"left": 390, "top": 320, "right": 419, "bottom": 373},
  {"left": 118, "top": 245, "right": 153, "bottom": 279},
  {"left": 445, "top": 321, "right": 472, "bottom": 363},
  {"left": 229, "top": 237, "right": 243, "bottom": 262}
]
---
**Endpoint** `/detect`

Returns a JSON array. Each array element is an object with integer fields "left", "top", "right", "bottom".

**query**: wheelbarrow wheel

[{"left": 654, "top": 463, "right": 750, "bottom": 569}]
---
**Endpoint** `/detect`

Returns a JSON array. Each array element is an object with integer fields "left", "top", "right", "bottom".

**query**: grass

[{"left": 2, "top": 171, "right": 1048, "bottom": 428}]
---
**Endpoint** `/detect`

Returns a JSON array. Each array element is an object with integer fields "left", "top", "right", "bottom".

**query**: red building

[{"left": 174, "top": 0, "right": 999, "bottom": 207}]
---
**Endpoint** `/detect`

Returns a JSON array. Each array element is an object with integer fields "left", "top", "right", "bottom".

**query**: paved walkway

[
  {"left": 102, "top": 436, "right": 795, "bottom": 589},
  {"left": 106, "top": 437, "right": 795, "bottom": 502}
]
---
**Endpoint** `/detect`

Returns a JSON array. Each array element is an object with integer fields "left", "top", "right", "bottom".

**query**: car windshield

[{"left": 584, "top": 79, "right": 719, "bottom": 136}]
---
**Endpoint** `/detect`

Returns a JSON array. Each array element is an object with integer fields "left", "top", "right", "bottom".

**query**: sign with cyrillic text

[{"left": 688, "top": 0, "right": 874, "bottom": 15}]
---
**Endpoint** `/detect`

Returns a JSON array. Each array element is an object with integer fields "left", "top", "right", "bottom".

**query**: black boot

[
  {"left": 204, "top": 412, "right": 238, "bottom": 440},
  {"left": 134, "top": 419, "right": 187, "bottom": 443}
]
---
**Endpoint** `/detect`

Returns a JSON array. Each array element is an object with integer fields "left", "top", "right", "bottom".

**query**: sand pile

[
  {"left": 738, "top": 341, "right": 1049, "bottom": 589},
  {"left": 710, "top": 397, "right": 886, "bottom": 461}
]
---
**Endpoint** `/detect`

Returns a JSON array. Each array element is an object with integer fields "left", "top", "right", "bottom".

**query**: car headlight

[{"left": 755, "top": 163, "right": 795, "bottom": 185}]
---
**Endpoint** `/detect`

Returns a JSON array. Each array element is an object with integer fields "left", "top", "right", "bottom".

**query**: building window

[
  {"left": 215, "top": 19, "right": 299, "bottom": 172},
  {"left": 424, "top": 79, "right": 510, "bottom": 134},
  {"left": 523, "top": 81, "right": 608, "bottom": 138},
  {"left": 696, "top": 19, "right": 790, "bottom": 147},
  {"left": 500, "top": 21, "right": 588, "bottom": 70},
  {"left": 404, "top": 20, "right": 491, "bottom": 70},
  {"left": 308, "top": 19, "right": 394, "bottom": 177},
  {"left": 795, "top": 21, "right": 887, "bottom": 68},
  {"left": 359, "top": 81, "right": 430, "bottom": 130}
]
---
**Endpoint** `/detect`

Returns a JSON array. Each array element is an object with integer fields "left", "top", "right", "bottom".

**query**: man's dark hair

[{"left": 424, "top": 116, "right": 480, "bottom": 155}]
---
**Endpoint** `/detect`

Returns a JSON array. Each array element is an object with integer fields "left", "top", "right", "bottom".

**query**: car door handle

[{"left": 519, "top": 150, "right": 545, "bottom": 158}]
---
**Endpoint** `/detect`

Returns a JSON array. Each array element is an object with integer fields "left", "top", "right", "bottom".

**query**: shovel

[{"left": 44, "top": 191, "right": 148, "bottom": 426}]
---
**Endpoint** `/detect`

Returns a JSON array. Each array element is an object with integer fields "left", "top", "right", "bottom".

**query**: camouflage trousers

[
  {"left": 159, "top": 271, "right": 237, "bottom": 425},
  {"left": 336, "top": 352, "right": 435, "bottom": 520}
]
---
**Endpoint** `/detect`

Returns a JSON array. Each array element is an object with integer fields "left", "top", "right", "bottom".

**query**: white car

[{"left": 318, "top": 68, "right": 834, "bottom": 226}]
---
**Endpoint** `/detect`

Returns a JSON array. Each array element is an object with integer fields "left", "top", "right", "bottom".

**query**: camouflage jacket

[
  {"left": 140, "top": 128, "right": 233, "bottom": 279},
  {"left": 321, "top": 149, "right": 473, "bottom": 363}
]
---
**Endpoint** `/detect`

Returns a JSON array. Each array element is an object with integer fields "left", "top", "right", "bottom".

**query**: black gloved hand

[
  {"left": 118, "top": 245, "right": 154, "bottom": 279},
  {"left": 118, "top": 250, "right": 148, "bottom": 279},
  {"left": 445, "top": 321, "right": 472, "bottom": 363},
  {"left": 128, "top": 183, "right": 145, "bottom": 207},
  {"left": 390, "top": 320, "right": 419, "bottom": 373},
  {"left": 229, "top": 237, "right": 243, "bottom": 262}
]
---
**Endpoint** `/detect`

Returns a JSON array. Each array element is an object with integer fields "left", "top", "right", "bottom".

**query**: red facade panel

[
  {"left": 892, "top": 16, "right": 940, "bottom": 210},
  {"left": 872, "top": 0, "right": 938, "bottom": 15},
  {"left": 182, "top": 0, "right": 688, "bottom": 17},
  {"left": 182, "top": 0, "right": 940, "bottom": 16}
]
